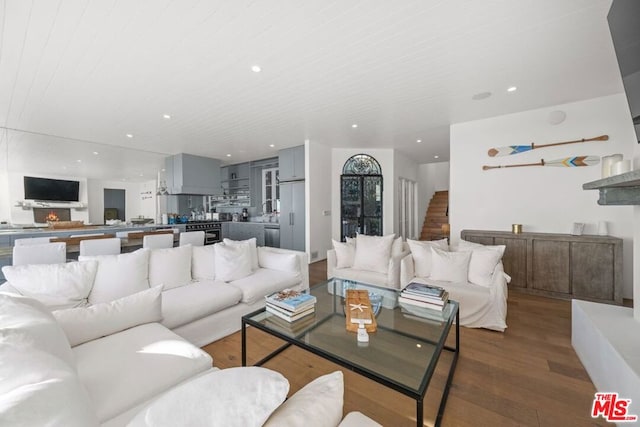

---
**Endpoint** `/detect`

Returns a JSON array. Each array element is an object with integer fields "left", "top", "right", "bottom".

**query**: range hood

[{"left": 164, "top": 153, "right": 221, "bottom": 195}]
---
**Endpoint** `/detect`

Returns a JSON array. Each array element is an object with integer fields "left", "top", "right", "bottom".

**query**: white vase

[{"left": 602, "top": 154, "right": 623, "bottom": 178}]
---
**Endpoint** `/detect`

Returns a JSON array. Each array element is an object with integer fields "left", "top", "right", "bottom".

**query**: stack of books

[
  {"left": 265, "top": 289, "right": 317, "bottom": 322},
  {"left": 398, "top": 282, "right": 448, "bottom": 311}
]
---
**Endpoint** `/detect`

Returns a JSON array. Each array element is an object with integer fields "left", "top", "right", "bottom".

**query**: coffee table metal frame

[{"left": 241, "top": 279, "right": 459, "bottom": 427}]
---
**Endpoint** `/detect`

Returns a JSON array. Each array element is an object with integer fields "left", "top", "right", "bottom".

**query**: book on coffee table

[{"left": 265, "top": 289, "right": 317, "bottom": 313}]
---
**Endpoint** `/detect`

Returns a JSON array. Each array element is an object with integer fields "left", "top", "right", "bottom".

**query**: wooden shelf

[{"left": 583, "top": 170, "right": 640, "bottom": 205}]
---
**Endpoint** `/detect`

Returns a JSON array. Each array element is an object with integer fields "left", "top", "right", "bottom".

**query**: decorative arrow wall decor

[{"left": 482, "top": 156, "right": 600, "bottom": 171}]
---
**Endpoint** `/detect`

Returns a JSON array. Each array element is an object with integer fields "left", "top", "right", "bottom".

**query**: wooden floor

[{"left": 203, "top": 260, "right": 606, "bottom": 427}]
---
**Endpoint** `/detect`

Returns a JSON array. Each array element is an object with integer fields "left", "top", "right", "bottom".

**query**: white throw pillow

[
  {"left": 148, "top": 245, "right": 193, "bottom": 290},
  {"left": 466, "top": 248, "right": 504, "bottom": 287},
  {"left": 352, "top": 234, "right": 395, "bottom": 274},
  {"left": 430, "top": 247, "right": 471, "bottom": 283},
  {"left": 0, "top": 293, "right": 76, "bottom": 369},
  {"left": 2, "top": 261, "right": 98, "bottom": 310},
  {"left": 128, "top": 367, "right": 289, "bottom": 427},
  {"left": 223, "top": 238, "right": 259, "bottom": 270},
  {"left": 214, "top": 243, "right": 253, "bottom": 282},
  {"left": 0, "top": 343, "right": 100, "bottom": 427},
  {"left": 406, "top": 239, "right": 449, "bottom": 278},
  {"left": 258, "top": 250, "right": 300, "bottom": 273},
  {"left": 52, "top": 286, "right": 163, "bottom": 347},
  {"left": 264, "top": 371, "right": 344, "bottom": 427},
  {"left": 192, "top": 245, "right": 216, "bottom": 281},
  {"left": 332, "top": 239, "right": 355, "bottom": 269},
  {"left": 79, "top": 249, "right": 150, "bottom": 304},
  {"left": 455, "top": 239, "right": 506, "bottom": 256},
  {"left": 391, "top": 236, "right": 404, "bottom": 257}
]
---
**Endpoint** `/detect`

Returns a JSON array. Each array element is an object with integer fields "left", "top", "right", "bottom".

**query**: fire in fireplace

[{"left": 33, "top": 208, "right": 71, "bottom": 223}]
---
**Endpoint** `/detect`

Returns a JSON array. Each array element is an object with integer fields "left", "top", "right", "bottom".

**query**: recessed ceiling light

[
  {"left": 139, "top": 173, "right": 144, "bottom": 177},
  {"left": 507, "top": 86, "right": 517, "bottom": 92},
  {"left": 93, "top": 151, "right": 99, "bottom": 155},
  {"left": 126, "top": 133, "right": 133, "bottom": 138},
  {"left": 161, "top": 168, "right": 166, "bottom": 172},
  {"left": 351, "top": 124, "right": 358, "bottom": 128},
  {"left": 269, "top": 144, "right": 275, "bottom": 148},
  {"left": 251, "top": 65, "right": 261, "bottom": 73},
  {"left": 122, "top": 178, "right": 126, "bottom": 181},
  {"left": 62, "top": 166, "right": 67, "bottom": 170},
  {"left": 434, "top": 155, "right": 439, "bottom": 159},
  {"left": 226, "top": 154, "right": 232, "bottom": 157},
  {"left": 76, "top": 159, "right": 82, "bottom": 163},
  {"left": 416, "top": 139, "right": 422, "bottom": 143},
  {"left": 163, "top": 114, "right": 171, "bottom": 119},
  {"left": 472, "top": 91, "right": 492, "bottom": 101}
]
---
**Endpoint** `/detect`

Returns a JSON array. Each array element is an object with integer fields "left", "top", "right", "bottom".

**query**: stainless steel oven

[{"left": 185, "top": 221, "right": 222, "bottom": 245}]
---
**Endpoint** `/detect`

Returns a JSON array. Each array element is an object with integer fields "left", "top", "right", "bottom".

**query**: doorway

[
  {"left": 104, "top": 189, "right": 125, "bottom": 223},
  {"left": 340, "top": 154, "right": 383, "bottom": 241}
]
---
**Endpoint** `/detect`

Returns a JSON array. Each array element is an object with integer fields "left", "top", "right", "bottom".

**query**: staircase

[{"left": 420, "top": 190, "right": 449, "bottom": 240}]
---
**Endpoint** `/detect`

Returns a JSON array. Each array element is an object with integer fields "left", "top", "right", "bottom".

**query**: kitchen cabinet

[
  {"left": 279, "top": 181, "right": 305, "bottom": 251},
  {"left": 461, "top": 230, "right": 622, "bottom": 304},
  {"left": 210, "top": 162, "right": 251, "bottom": 207},
  {"left": 278, "top": 146, "right": 305, "bottom": 182}
]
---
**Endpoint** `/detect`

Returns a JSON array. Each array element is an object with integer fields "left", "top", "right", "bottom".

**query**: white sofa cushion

[
  {"left": 331, "top": 267, "right": 388, "bottom": 288},
  {"left": 128, "top": 367, "right": 289, "bottom": 427},
  {"left": 264, "top": 371, "right": 344, "bottom": 427},
  {"left": 352, "top": 234, "right": 395, "bottom": 274},
  {"left": 0, "top": 293, "right": 76, "bottom": 369},
  {"left": 160, "top": 281, "right": 242, "bottom": 329},
  {"left": 0, "top": 343, "right": 99, "bottom": 427},
  {"left": 73, "top": 322, "right": 212, "bottom": 422},
  {"left": 1, "top": 261, "right": 98, "bottom": 310},
  {"left": 148, "top": 245, "right": 193, "bottom": 290},
  {"left": 79, "top": 249, "right": 150, "bottom": 304},
  {"left": 454, "top": 239, "right": 506, "bottom": 256},
  {"left": 430, "top": 247, "right": 471, "bottom": 282},
  {"left": 191, "top": 245, "right": 216, "bottom": 280},
  {"left": 223, "top": 237, "right": 259, "bottom": 270},
  {"left": 406, "top": 238, "right": 449, "bottom": 278},
  {"left": 339, "top": 412, "right": 383, "bottom": 427},
  {"left": 229, "top": 268, "right": 302, "bottom": 304},
  {"left": 258, "top": 249, "right": 300, "bottom": 273},
  {"left": 215, "top": 242, "right": 253, "bottom": 282},
  {"left": 53, "top": 286, "right": 163, "bottom": 347},
  {"left": 391, "top": 236, "right": 404, "bottom": 257},
  {"left": 332, "top": 239, "right": 355, "bottom": 269}
]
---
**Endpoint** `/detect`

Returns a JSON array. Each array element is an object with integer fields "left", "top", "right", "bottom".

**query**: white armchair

[{"left": 327, "top": 238, "right": 409, "bottom": 290}]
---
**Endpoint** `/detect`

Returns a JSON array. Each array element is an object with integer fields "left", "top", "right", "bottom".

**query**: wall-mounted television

[
  {"left": 24, "top": 176, "right": 80, "bottom": 202},
  {"left": 607, "top": 0, "right": 640, "bottom": 143}
]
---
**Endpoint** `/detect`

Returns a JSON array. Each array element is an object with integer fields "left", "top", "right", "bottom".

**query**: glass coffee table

[{"left": 242, "top": 278, "right": 459, "bottom": 427}]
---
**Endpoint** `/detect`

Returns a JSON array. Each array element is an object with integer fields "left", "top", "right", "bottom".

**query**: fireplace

[{"left": 33, "top": 208, "right": 71, "bottom": 223}]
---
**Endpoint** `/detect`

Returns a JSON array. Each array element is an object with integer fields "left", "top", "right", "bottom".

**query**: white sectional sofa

[
  {"left": 1, "top": 241, "right": 309, "bottom": 346},
  {"left": 0, "top": 241, "right": 382, "bottom": 426}
]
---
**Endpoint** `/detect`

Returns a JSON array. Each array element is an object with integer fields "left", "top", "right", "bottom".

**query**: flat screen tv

[
  {"left": 24, "top": 176, "right": 80, "bottom": 202},
  {"left": 607, "top": 0, "right": 640, "bottom": 143}
]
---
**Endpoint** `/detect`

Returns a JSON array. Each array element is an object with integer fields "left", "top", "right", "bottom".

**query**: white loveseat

[
  {"left": 0, "top": 292, "right": 381, "bottom": 427},
  {"left": 1, "top": 241, "right": 309, "bottom": 346},
  {"left": 400, "top": 239, "right": 510, "bottom": 332}
]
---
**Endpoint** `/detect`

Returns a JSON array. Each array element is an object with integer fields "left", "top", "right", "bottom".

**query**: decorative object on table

[
  {"left": 601, "top": 154, "right": 623, "bottom": 178},
  {"left": 398, "top": 282, "right": 448, "bottom": 312},
  {"left": 512, "top": 224, "right": 522, "bottom": 234},
  {"left": 356, "top": 322, "right": 369, "bottom": 343},
  {"left": 487, "top": 135, "right": 608, "bottom": 157},
  {"left": 611, "top": 159, "right": 632, "bottom": 176},
  {"left": 571, "top": 222, "right": 585, "bottom": 236},
  {"left": 265, "top": 289, "right": 316, "bottom": 322},
  {"left": 345, "top": 290, "right": 377, "bottom": 332},
  {"left": 598, "top": 221, "right": 609, "bottom": 236},
  {"left": 482, "top": 156, "right": 600, "bottom": 171}
]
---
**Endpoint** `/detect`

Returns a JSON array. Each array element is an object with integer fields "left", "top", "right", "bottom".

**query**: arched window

[{"left": 340, "top": 154, "right": 383, "bottom": 240}]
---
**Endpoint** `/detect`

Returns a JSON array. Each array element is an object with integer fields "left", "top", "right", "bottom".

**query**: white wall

[
  {"left": 305, "top": 141, "right": 332, "bottom": 262},
  {"left": 331, "top": 149, "right": 394, "bottom": 240},
  {"left": 0, "top": 171, "right": 9, "bottom": 222},
  {"left": 450, "top": 94, "right": 636, "bottom": 298},
  {"left": 393, "top": 151, "right": 420, "bottom": 236},
  {"left": 8, "top": 171, "right": 89, "bottom": 224},
  {"left": 418, "top": 161, "right": 450, "bottom": 232},
  {"left": 87, "top": 179, "right": 156, "bottom": 224}
]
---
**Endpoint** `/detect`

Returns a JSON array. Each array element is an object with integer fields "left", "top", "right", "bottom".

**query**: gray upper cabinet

[{"left": 279, "top": 146, "right": 305, "bottom": 182}]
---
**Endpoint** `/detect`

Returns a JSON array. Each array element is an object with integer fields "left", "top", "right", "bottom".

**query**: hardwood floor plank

[{"left": 202, "top": 260, "right": 606, "bottom": 426}]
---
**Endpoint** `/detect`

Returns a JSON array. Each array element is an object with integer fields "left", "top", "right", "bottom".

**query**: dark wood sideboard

[{"left": 460, "top": 230, "right": 623, "bottom": 305}]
